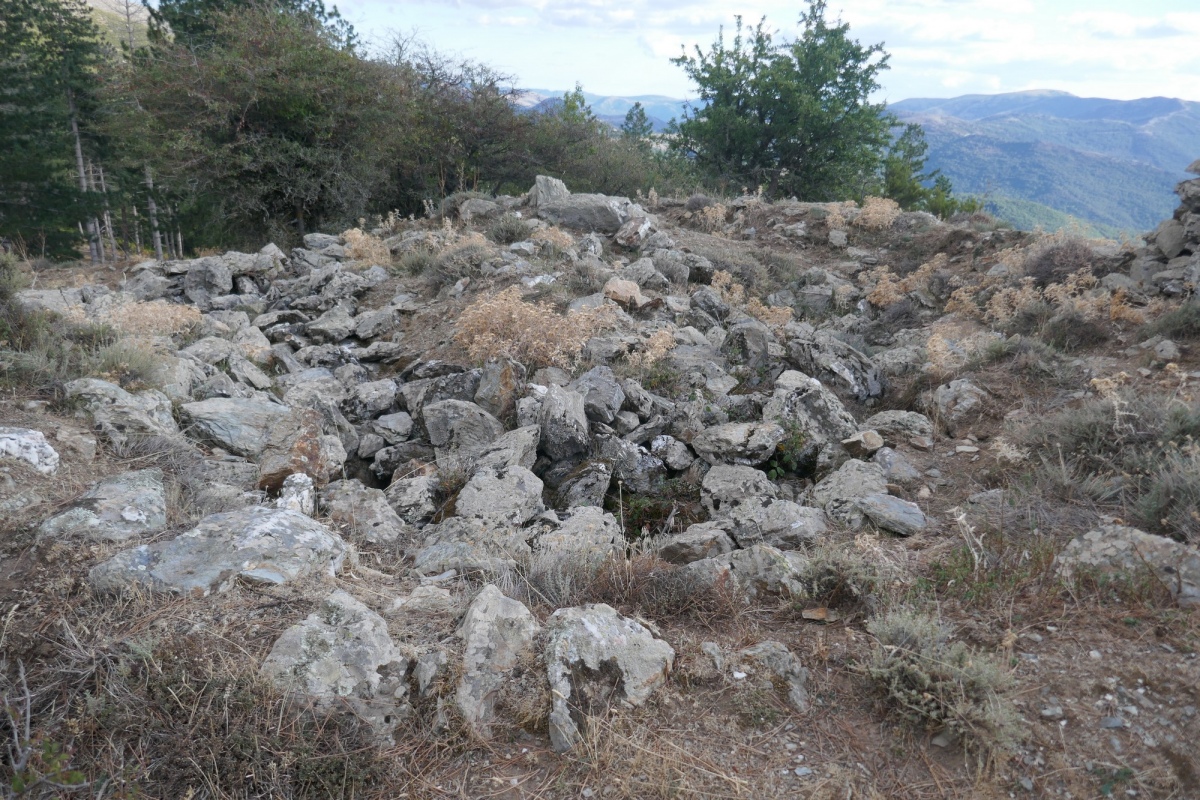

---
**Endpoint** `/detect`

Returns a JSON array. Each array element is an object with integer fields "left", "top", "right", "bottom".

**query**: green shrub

[
  {"left": 1140, "top": 301, "right": 1200, "bottom": 341},
  {"left": 486, "top": 214, "right": 528, "bottom": 245},
  {"left": 865, "top": 609, "right": 1021, "bottom": 755},
  {"left": 395, "top": 249, "right": 436, "bottom": 276}
]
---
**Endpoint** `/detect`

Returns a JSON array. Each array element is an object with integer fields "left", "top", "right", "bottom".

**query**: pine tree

[
  {"left": 621, "top": 102, "right": 654, "bottom": 141},
  {"left": 0, "top": 0, "right": 107, "bottom": 258}
]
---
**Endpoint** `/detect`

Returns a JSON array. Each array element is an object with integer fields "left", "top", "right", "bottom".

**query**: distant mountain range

[
  {"left": 891, "top": 90, "right": 1199, "bottom": 236},
  {"left": 524, "top": 87, "right": 1197, "bottom": 235}
]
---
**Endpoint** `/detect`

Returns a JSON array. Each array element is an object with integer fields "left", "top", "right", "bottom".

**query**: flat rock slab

[
  {"left": 855, "top": 493, "right": 927, "bottom": 536},
  {"left": 37, "top": 468, "right": 166, "bottom": 543},
  {"left": 181, "top": 398, "right": 292, "bottom": 457},
  {"left": 65, "top": 378, "right": 180, "bottom": 447},
  {"left": 1057, "top": 524, "right": 1200, "bottom": 607},
  {"left": 691, "top": 422, "right": 786, "bottom": 467},
  {"left": 0, "top": 427, "right": 59, "bottom": 475},
  {"left": 89, "top": 506, "right": 352, "bottom": 596}
]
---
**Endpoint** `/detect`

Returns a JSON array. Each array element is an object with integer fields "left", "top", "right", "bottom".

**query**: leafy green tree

[
  {"left": 148, "top": 0, "right": 356, "bottom": 50},
  {"left": 0, "top": 0, "right": 107, "bottom": 258},
  {"left": 621, "top": 102, "right": 654, "bottom": 140},
  {"left": 882, "top": 123, "right": 937, "bottom": 210},
  {"left": 671, "top": 2, "right": 891, "bottom": 200},
  {"left": 926, "top": 174, "right": 982, "bottom": 219}
]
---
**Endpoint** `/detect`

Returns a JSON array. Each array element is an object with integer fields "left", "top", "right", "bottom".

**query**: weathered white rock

[
  {"left": 691, "top": 422, "right": 786, "bottom": 467},
  {"left": 0, "top": 428, "right": 59, "bottom": 475},
  {"left": 89, "top": 507, "right": 352, "bottom": 596},
  {"left": 722, "top": 499, "right": 827, "bottom": 550},
  {"left": 841, "top": 429, "right": 883, "bottom": 459},
  {"left": 472, "top": 425, "right": 540, "bottom": 473},
  {"left": 539, "top": 385, "right": 590, "bottom": 462},
  {"left": 762, "top": 371, "right": 857, "bottom": 469},
  {"left": 933, "top": 379, "right": 988, "bottom": 435},
  {"left": 276, "top": 473, "right": 315, "bottom": 515},
  {"left": 36, "top": 468, "right": 166, "bottom": 543},
  {"left": 384, "top": 475, "right": 439, "bottom": 526},
  {"left": 812, "top": 459, "right": 888, "bottom": 527},
  {"left": 423, "top": 399, "right": 505, "bottom": 470},
  {"left": 546, "top": 604, "right": 675, "bottom": 751},
  {"left": 260, "top": 590, "right": 409, "bottom": 738},
  {"left": 701, "top": 464, "right": 777, "bottom": 517},
  {"left": 456, "top": 465, "right": 545, "bottom": 526},
  {"left": 734, "top": 641, "right": 809, "bottom": 711},
  {"left": 655, "top": 522, "right": 735, "bottom": 564},
  {"left": 409, "top": 517, "right": 530, "bottom": 576},
  {"left": 535, "top": 506, "right": 622, "bottom": 566},
  {"left": 862, "top": 410, "right": 934, "bottom": 443},
  {"left": 455, "top": 585, "right": 540, "bottom": 734}
]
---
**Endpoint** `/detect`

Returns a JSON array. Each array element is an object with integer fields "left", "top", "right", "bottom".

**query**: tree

[
  {"left": 671, "top": 2, "right": 890, "bottom": 200},
  {"left": 0, "top": 0, "right": 107, "bottom": 258},
  {"left": 148, "top": 0, "right": 356, "bottom": 50},
  {"left": 621, "top": 102, "right": 654, "bottom": 141},
  {"left": 882, "top": 123, "right": 937, "bottom": 210},
  {"left": 926, "top": 175, "right": 982, "bottom": 219}
]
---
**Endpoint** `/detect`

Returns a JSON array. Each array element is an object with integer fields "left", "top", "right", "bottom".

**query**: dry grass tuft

[
  {"left": 340, "top": 227, "right": 392, "bottom": 265},
  {"left": 625, "top": 330, "right": 676, "bottom": 369},
  {"left": 855, "top": 196, "right": 902, "bottom": 230},
  {"left": 455, "top": 286, "right": 618, "bottom": 370}
]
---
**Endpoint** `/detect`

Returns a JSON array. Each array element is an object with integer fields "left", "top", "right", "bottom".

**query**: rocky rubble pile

[
  {"left": 1137, "top": 158, "right": 1200, "bottom": 297},
  {"left": 6, "top": 172, "right": 1200, "bottom": 756}
]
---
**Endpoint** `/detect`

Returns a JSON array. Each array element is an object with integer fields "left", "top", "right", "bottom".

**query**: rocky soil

[{"left": 2, "top": 168, "right": 1200, "bottom": 799}]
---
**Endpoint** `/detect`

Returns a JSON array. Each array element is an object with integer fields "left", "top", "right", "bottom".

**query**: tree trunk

[
  {"left": 68, "top": 89, "right": 101, "bottom": 263},
  {"left": 98, "top": 165, "right": 119, "bottom": 261},
  {"left": 145, "top": 165, "right": 164, "bottom": 261},
  {"left": 132, "top": 205, "right": 142, "bottom": 254},
  {"left": 85, "top": 161, "right": 106, "bottom": 263}
]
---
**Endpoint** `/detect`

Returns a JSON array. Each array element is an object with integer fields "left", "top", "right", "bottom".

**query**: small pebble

[
  {"left": 1041, "top": 706, "right": 1064, "bottom": 720},
  {"left": 1100, "top": 716, "right": 1126, "bottom": 729},
  {"left": 1020, "top": 777, "right": 1034, "bottom": 791},
  {"left": 794, "top": 767, "right": 813, "bottom": 777},
  {"left": 1089, "top": 650, "right": 1102, "bottom": 660}
]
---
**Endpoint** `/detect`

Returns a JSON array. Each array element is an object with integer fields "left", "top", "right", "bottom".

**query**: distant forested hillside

[{"left": 892, "top": 90, "right": 1199, "bottom": 235}]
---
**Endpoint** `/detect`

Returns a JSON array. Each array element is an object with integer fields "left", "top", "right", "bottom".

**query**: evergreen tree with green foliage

[
  {"left": 0, "top": 0, "right": 107, "bottom": 258},
  {"left": 671, "top": 2, "right": 890, "bottom": 199},
  {"left": 621, "top": 102, "right": 654, "bottom": 140},
  {"left": 148, "top": 0, "right": 356, "bottom": 50},
  {"left": 882, "top": 123, "right": 937, "bottom": 210}
]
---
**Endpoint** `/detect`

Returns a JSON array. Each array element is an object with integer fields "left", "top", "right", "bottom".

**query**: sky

[{"left": 334, "top": 0, "right": 1200, "bottom": 104}]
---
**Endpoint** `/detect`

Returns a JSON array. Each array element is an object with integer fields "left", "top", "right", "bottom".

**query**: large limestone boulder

[
  {"left": 690, "top": 422, "right": 786, "bottom": 467},
  {"left": 65, "top": 378, "right": 180, "bottom": 447},
  {"left": 384, "top": 475, "right": 439, "bottom": 526},
  {"left": 423, "top": 399, "right": 505, "bottom": 470},
  {"left": 472, "top": 426, "right": 540, "bottom": 472},
  {"left": 89, "top": 507, "right": 352, "bottom": 596},
  {"left": 181, "top": 398, "right": 292, "bottom": 458},
  {"left": 762, "top": 371, "right": 857, "bottom": 470},
  {"left": 260, "top": 590, "right": 410, "bottom": 738},
  {"left": 534, "top": 506, "right": 622, "bottom": 567},
  {"left": 785, "top": 325, "right": 884, "bottom": 401},
  {"left": 455, "top": 465, "right": 545, "bottom": 527},
  {"left": 1057, "top": 525, "right": 1200, "bottom": 607},
  {"left": 455, "top": 585, "right": 540, "bottom": 735},
  {"left": 546, "top": 604, "right": 675, "bottom": 752},
  {"left": 538, "top": 194, "right": 645, "bottom": 234},
  {"left": 593, "top": 435, "right": 665, "bottom": 495},
  {"left": 36, "top": 468, "right": 166, "bottom": 543},
  {"left": 721, "top": 498, "right": 827, "bottom": 550},
  {"left": 408, "top": 517, "right": 531, "bottom": 576}
]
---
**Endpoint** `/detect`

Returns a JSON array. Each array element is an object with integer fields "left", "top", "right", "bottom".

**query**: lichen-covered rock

[
  {"left": 384, "top": 475, "right": 439, "bottom": 526},
  {"left": 701, "top": 464, "right": 777, "bottom": 517},
  {"left": 423, "top": 399, "right": 505, "bottom": 470},
  {"left": 721, "top": 498, "right": 827, "bottom": 550},
  {"left": 89, "top": 507, "right": 352, "bottom": 596},
  {"left": 472, "top": 426, "right": 540, "bottom": 473},
  {"left": 408, "top": 517, "right": 531, "bottom": 576},
  {"left": 0, "top": 427, "right": 59, "bottom": 475},
  {"left": 556, "top": 460, "right": 612, "bottom": 509},
  {"left": 762, "top": 371, "right": 857, "bottom": 470},
  {"left": 1057, "top": 525, "right": 1200, "bottom": 607},
  {"left": 932, "top": 379, "right": 988, "bottom": 435},
  {"left": 37, "top": 468, "right": 166, "bottom": 543},
  {"left": 257, "top": 407, "right": 347, "bottom": 492},
  {"left": 260, "top": 590, "right": 409, "bottom": 739},
  {"left": 690, "top": 422, "right": 786, "bottom": 467},
  {"left": 181, "top": 397, "right": 292, "bottom": 458},
  {"left": 455, "top": 585, "right": 540, "bottom": 735},
  {"left": 546, "top": 604, "right": 675, "bottom": 752},
  {"left": 862, "top": 410, "right": 934, "bottom": 443},
  {"left": 593, "top": 435, "right": 665, "bottom": 495},
  {"left": 455, "top": 465, "right": 545, "bottom": 526},
  {"left": 569, "top": 366, "right": 626, "bottom": 424},
  {"left": 539, "top": 385, "right": 590, "bottom": 462},
  {"left": 65, "top": 378, "right": 180, "bottom": 447},
  {"left": 812, "top": 459, "right": 888, "bottom": 527},
  {"left": 655, "top": 522, "right": 735, "bottom": 564},
  {"left": 319, "top": 479, "right": 407, "bottom": 543},
  {"left": 855, "top": 493, "right": 927, "bottom": 536}
]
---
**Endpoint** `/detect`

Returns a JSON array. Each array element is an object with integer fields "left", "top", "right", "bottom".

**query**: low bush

[
  {"left": 486, "top": 214, "right": 529, "bottom": 245},
  {"left": 1140, "top": 301, "right": 1200, "bottom": 341},
  {"left": 865, "top": 609, "right": 1021, "bottom": 756},
  {"left": 1024, "top": 237, "right": 1095, "bottom": 288}
]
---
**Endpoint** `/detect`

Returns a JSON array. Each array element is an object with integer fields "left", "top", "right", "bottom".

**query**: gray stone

[
  {"left": 423, "top": 399, "right": 505, "bottom": 470},
  {"left": 734, "top": 641, "right": 809, "bottom": 711},
  {"left": 593, "top": 435, "right": 665, "bottom": 495},
  {"left": 306, "top": 303, "right": 357, "bottom": 342},
  {"left": 786, "top": 326, "right": 883, "bottom": 401},
  {"left": 933, "top": 379, "right": 988, "bottom": 435},
  {"left": 649, "top": 434, "right": 694, "bottom": 471},
  {"left": 538, "top": 194, "right": 642, "bottom": 234},
  {"left": 182, "top": 398, "right": 292, "bottom": 458},
  {"left": 320, "top": 479, "right": 407, "bottom": 543},
  {"left": 556, "top": 461, "right": 612, "bottom": 509},
  {"left": 873, "top": 447, "right": 921, "bottom": 485},
  {"left": 841, "top": 430, "right": 883, "bottom": 458},
  {"left": 1056, "top": 524, "right": 1200, "bottom": 608},
  {"left": 456, "top": 465, "right": 545, "bottom": 526},
  {"left": 539, "top": 385, "right": 590, "bottom": 462},
  {"left": 184, "top": 257, "right": 233, "bottom": 307},
  {"left": 722, "top": 499, "right": 827, "bottom": 550},
  {"left": 855, "top": 493, "right": 927, "bottom": 536},
  {"left": 1153, "top": 219, "right": 1187, "bottom": 260},
  {"left": 762, "top": 371, "right": 858, "bottom": 469},
  {"left": 656, "top": 522, "right": 735, "bottom": 564},
  {"left": 0, "top": 428, "right": 59, "bottom": 475},
  {"left": 89, "top": 507, "right": 352, "bottom": 596},
  {"left": 862, "top": 410, "right": 934, "bottom": 443},
  {"left": 261, "top": 590, "right": 409, "bottom": 739},
  {"left": 546, "top": 604, "right": 675, "bottom": 752},
  {"left": 36, "top": 468, "right": 166, "bottom": 543},
  {"left": 812, "top": 459, "right": 888, "bottom": 528},
  {"left": 472, "top": 426, "right": 540, "bottom": 472},
  {"left": 409, "top": 517, "right": 530, "bottom": 576},
  {"left": 701, "top": 464, "right": 777, "bottom": 517},
  {"left": 527, "top": 175, "right": 570, "bottom": 209},
  {"left": 65, "top": 378, "right": 180, "bottom": 447},
  {"left": 456, "top": 585, "right": 540, "bottom": 734},
  {"left": 569, "top": 366, "right": 626, "bottom": 424},
  {"left": 475, "top": 358, "right": 527, "bottom": 419},
  {"left": 180, "top": 336, "right": 234, "bottom": 365},
  {"left": 690, "top": 422, "right": 785, "bottom": 467},
  {"left": 535, "top": 506, "right": 621, "bottom": 564},
  {"left": 276, "top": 473, "right": 315, "bottom": 515},
  {"left": 256, "top": 407, "right": 346, "bottom": 492},
  {"left": 344, "top": 379, "right": 398, "bottom": 423},
  {"left": 384, "top": 475, "right": 439, "bottom": 526},
  {"left": 721, "top": 317, "right": 774, "bottom": 370},
  {"left": 621, "top": 258, "right": 669, "bottom": 290}
]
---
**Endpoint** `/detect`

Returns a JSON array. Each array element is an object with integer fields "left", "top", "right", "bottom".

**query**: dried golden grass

[
  {"left": 66, "top": 299, "right": 201, "bottom": 338},
  {"left": 530, "top": 226, "right": 575, "bottom": 251},
  {"left": 626, "top": 330, "right": 676, "bottom": 369},
  {"left": 455, "top": 286, "right": 618, "bottom": 369},
  {"left": 340, "top": 227, "right": 392, "bottom": 265},
  {"left": 855, "top": 196, "right": 902, "bottom": 230}
]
